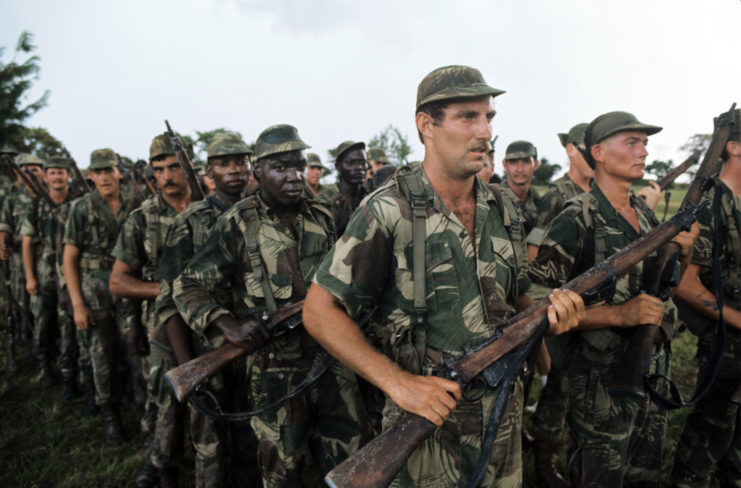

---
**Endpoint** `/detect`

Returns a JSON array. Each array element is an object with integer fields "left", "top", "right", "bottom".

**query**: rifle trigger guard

[{"left": 462, "top": 377, "right": 487, "bottom": 402}]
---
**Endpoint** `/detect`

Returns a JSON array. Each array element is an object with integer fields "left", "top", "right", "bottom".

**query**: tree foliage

[
  {"left": 368, "top": 124, "right": 412, "bottom": 166},
  {"left": 8, "top": 126, "right": 67, "bottom": 159},
  {"left": 0, "top": 31, "right": 50, "bottom": 149},
  {"left": 679, "top": 133, "right": 711, "bottom": 179},
  {"left": 532, "top": 157, "right": 561, "bottom": 186},
  {"left": 645, "top": 159, "right": 674, "bottom": 181}
]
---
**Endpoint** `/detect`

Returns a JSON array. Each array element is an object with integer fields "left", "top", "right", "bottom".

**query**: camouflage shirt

[
  {"left": 63, "top": 191, "right": 138, "bottom": 311},
  {"left": 0, "top": 184, "right": 35, "bottom": 246},
  {"left": 173, "top": 193, "right": 334, "bottom": 349},
  {"left": 111, "top": 193, "right": 180, "bottom": 333},
  {"left": 313, "top": 164, "right": 531, "bottom": 356},
  {"left": 21, "top": 194, "right": 74, "bottom": 289},
  {"left": 155, "top": 195, "right": 232, "bottom": 338},
  {"left": 499, "top": 182, "right": 541, "bottom": 236},
  {"left": 528, "top": 183, "right": 677, "bottom": 361},
  {"left": 527, "top": 173, "right": 586, "bottom": 247},
  {"left": 315, "top": 182, "right": 367, "bottom": 236}
]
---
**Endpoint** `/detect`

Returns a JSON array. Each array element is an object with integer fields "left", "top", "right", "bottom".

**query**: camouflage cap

[
  {"left": 504, "top": 140, "right": 537, "bottom": 160},
  {"left": 714, "top": 108, "right": 740, "bottom": 141},
  {"left": 149, "top": 132, "right": 195, "bottom": 161},
  {"left": 206, "top": 132, "right": 252, "bottom": 158},
  {"left": 584, "top": 111, "right": 662, "bottom": 168},
  {"left": 557, "top": 123, "right": 588, "bottom": 147},
  {"left": 16, "top": 153, "right": 45, "bottom": 167},
  {"left": 254, "top": 124, "right": 311, "bottom": 161},
  {"left": 306, "top": 152, "right": 324, "bottom": 168},
  {"left": 367, "top": 146, "right": 389, "bottom": 164},
  {"left": 0, "top": 145, "right": 18, "bottom": 155},
  {"left": 44, "top": 155, "right": 69, "bottom": 170},
  {"left": 335, "top": 140, "right": 366, "bottom": 163},
  {"left": 89, "top": 148, "right": 119, "bottom": 170},
  {"left": 416, "top": 65, "right": 505, "bottom": 112},
  {"left": 193, "top": 159, "right": 206, "bottom": 176}
]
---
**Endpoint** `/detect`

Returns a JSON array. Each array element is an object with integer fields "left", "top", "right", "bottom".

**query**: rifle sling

[{"left": 244, "top": 203, "right": 278, "bottom": 314}]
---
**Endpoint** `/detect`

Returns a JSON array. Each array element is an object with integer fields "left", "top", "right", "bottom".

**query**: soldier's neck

[
  {"left": 568, "top": 166, "right": 592, "bottom": 192},
  {"left": 161, "top": 190, "right": 191, "bottom": 213},
  {"left": 594, "top": 173, "right": 632, "bottom": 209},
  {"left": 214, "top": 189, "right": 241, "bottom": 206},
  {"left": 49, "top": 188, "right": 68, "bottom": 204},
  {"left": 507, "top": 180, "right": 530, "bottom": 204},
  {"left": 338, "top": 179, "right": 362, "bottom": 197},
  {"left": 97, "top": 189, "right": 120, "bottom": 215},
  {"left": 719, "top": 155, "right": 741, "bottom": 197}
]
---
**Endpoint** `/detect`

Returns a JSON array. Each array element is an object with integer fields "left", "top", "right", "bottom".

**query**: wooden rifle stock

[
  {"left": 164, "top": 120, "right": 205, "bottom": 201},
  {"left": 609, "top": 104, "right": 735, "bottom": 400},
  {"left": 165, "top": 300, "right": 304, "bottom": 402}
]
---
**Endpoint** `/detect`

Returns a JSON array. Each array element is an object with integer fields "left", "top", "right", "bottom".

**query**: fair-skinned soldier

[
  {"left": 303, "top": 65, "right": 584, "bottom": 487},
  {"left": 528, "top": 111, "right": 699, "bottom": 486},
  {"left": 315, "top": 140, "right": 368, "bottom": 235},
  {"left": 173, "top": 124, "right": 366, "bottom": 487},
  {"left": 670, "top": 108, "right": 741, "bottom": 487},
  {"left": 108, "top": 133, "right": 193, "bottom": 488},
  {"left": 155, "top": 132, "right": 255, "bottom": 488},
  {"left": 62, "top": 148, "right": 139, "bottom": 445},
  {"left": 305, "top": 152, "right": 324, "bottom": 195},
  {"left": 500, "top": 140, "right": 541, "bottom": 236},
  {"left": 20, "top": 156, "right": 73, "bottom": 388}
]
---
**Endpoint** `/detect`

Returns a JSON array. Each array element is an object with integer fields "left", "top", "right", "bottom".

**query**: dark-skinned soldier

[{"left": 315, "top": 140, "right": 368, "bottom": 235}]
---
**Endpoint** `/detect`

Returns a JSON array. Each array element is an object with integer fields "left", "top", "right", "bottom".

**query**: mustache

[{"left": 469, "top": 143, "right": 488, "bottom": 152}]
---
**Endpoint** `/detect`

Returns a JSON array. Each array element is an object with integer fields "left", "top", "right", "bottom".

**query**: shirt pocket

[
  {"left": 425, "top": 240, "right": 459, "bottom": 310},
  {"left": 243, "top": 271, "right": 294, "bottom": 302},
  {"left": 491, "top": 236, "right": 516, "bottom": 298}
]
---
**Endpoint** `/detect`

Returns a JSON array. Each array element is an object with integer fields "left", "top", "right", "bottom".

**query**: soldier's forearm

[
  {"left": 62, "top": 245, "right": 84, "bottom": 308},
  {"left": 108, "top": 269, "right": 159, "bottom": 299},
  {"left": 21, "top": 236, "right": 36, "bottom": 281}
]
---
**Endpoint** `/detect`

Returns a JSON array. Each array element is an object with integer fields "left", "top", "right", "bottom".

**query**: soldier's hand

[
  {"left": 616, "top": 294, "right": 664, "bottom": 327},
  {"left": 127, "top": 324, "right": 150, "bottom": 356},
  {"left": 73, "top": 304, "right": 95, "bottom": 330},
  {"left": 637, "top": 181, "right": 662, "bottom": 211},
  {"left": 213, "top": 315, "right": 269, "bottom": 351},
  {"left": 26, "top": 276, "right": 39, "bottom": 296},
  {"left": 672, "top": 221, "right": 700, "bottom": 259},
  {"left": 546, "top": 289, "right": 585, "bottom": 334},
  {"left": 387, "top": 370, "right": 461, "bottom": 426}
]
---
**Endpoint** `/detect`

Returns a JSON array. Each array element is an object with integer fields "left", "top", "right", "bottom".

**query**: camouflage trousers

[
  {"left": 567, "top": 346, "right": 669, "bottom": 488},
  {"left": 76, "top": 309, "right": 121, "bottom": 407},
  {"left": 387, "top": 378, "right": 524, "bottom": 488},
  {"left": 247, "top": 348, "right": 365, "bottom": 488},
  {"left": 671, "top": 337, "right": 741, "bottom": 488},
  {"left": 531, "top": 333, "right": 574, "bottom": 442},
  {"left": 30, "top": 285, "right": 60, "bottom": 363},
  {"left": 9, "top": 252, "right": 30, "bottom": 338},
  {"left": 57, "top": 287, "right": 77, "bottom": 376},
  {"left": 149, "top": 344, "right": 224, "bottom": 487}
]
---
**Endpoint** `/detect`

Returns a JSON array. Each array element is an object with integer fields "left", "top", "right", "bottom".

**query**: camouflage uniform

[
  {"left": 499, "top": 183, "right": 540, "bottom": 235},
  {"left": 315, "top": 141, "right": 368, "bottom": 236},
  {"left": 64, "top": 188, "right": 138, "bottom": 407},
  {"left": 173, "top": 188, "right": 365, "bottom": 488},
  {"left": 528, "top": 183, "right": 677, "bottom": 487},
  {"left": 671, "top": 176, "right": 741, "bottom": 487},
  {"left": 51, "top": 201, "right": 78, "bottom": 377},
  {"left": 313, "top": 163, "right": 531, "bottom": 487}
]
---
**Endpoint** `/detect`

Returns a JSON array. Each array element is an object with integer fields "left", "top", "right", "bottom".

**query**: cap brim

[
  {"left": 256, "top": 140, "right": 311, "bottom": 161},
  {"left": 600, "top": 123, "right": 663, "bottom": 142},
  {"left": 557, "top": 133, "right": 568, "bottom": 147},
  {"left": 504, "top": 152, "right": 535, "bottom": 160},
  {"left": 417, "top": 85, "right": 505, "bottom": 110}
]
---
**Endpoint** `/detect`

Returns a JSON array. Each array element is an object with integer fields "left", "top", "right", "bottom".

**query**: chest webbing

[{"left": 242, "top": 200, "right": 278, "bottom": 314}]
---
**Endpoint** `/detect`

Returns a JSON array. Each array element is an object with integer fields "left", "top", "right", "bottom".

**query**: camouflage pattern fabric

[
  {"left": 528, "top": 183, "right": 678, "bottom": 487},
  {"left": 498, "top": 182, "right": 540, "bottom": 236},
  {"left": 64, "top": 190, "right": 138, "bottom": 406},
  {"left": 174, "top": 193, "right": 364, "bottom": 487},
  {"left": 526, "top": 173, "right": 586, "bottom": 247},
  {"left": 671, "top": 177, "right": 741, "bottom": 487},
  {"left": 314, "top": 183, "right": 367, "bottom": 237},
  {"left": 52, "top": 202, "right": 77, "bottom": 375},
  {"left": 313, "top": 164, "right": 531, "bottom": 486}
]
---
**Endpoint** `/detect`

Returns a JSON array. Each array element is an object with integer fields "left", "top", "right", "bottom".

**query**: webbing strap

[{"left": 244, "top": 204, "right": 278, "bottom": 313}]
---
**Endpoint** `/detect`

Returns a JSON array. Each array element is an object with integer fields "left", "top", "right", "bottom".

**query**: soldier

[
  {"left": 21, "top": 155, "right": 74, "bottom": 388},
  {"left": 303, "top": 65, "right": 584, "bottom": 487},
  {"left": 62, "top": 148, "right": 139, "bottom": 446},
  {"left": 367, "top": 146, "right": 390, "bottom": 176},
  {"left": 670, "top": 108, "right": 741, "bottom": 487},
  {"left": 305, "top": 152, "right": 325, "bottom": 195},
  {"left": 174, "top": 124, "right": 366, "bottom": 487},
  {"left": 528, "top": 111, "right": 699, "bottom": 487},
  {"left": 315, "top": 140, "right": 368, "bottom": 235},
  {"left": 108, "top": 133, "right": 193, "bottom": 487},
  {"left": 0, "top": 153, "right": 45, "bottom": 346},
  {"left": 476, "top": 140, "right": 499, "bottom": 184},
  {"left": 499, "top": 140, "right": 541, "bottom": 235},
  {"left": 153, "top": 132, "right": 254, "bottom": 488}
]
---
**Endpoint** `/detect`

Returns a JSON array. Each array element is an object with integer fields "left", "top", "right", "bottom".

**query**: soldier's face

[
  {"left": 336, "top": 149, "right": 367, "bottom": 186},
  {"left": 306, "top": 166, "right": 322, "bottom": 186},
  {"left": 419, "top": 96, "right": 494, "bottom": 179},
  {"left": 25, "top": 164, "right": 44, "bottom": 180},
  {"left": 593, "top": 131, "right": 648, "bottom": 182},
  {"left": 45, "top": 168, "right": 69, "bottom": 191},
  {"left": 566, "top": 143, "right": 594, "bottom": 180},
  {"left": 89, "top": 166, "right": 121, "bottom": 196},
  {"left": 207, "top": 154, "right": 250, "bottom": 195},
  {"left": 477, "top": 154, "right": 494, "bottom": 182},
  {"left": 503, "top": 157, "right": 538, "bottom": 187},
  {"left": 152, "top": 155, "right": 188, "bottom": 197},
  {"left": 255, "top": 151, "right": 307, "bottom": 207}
]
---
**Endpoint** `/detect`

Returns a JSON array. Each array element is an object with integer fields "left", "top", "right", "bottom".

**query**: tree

[
  {"left": 532, "top": 157, "right": 561, "bottom": 186},
  {"left": 645, "top": 159, "right": 674, "bottom": 181},
  {"left": 0, "top": 31, "right": 50, "bottom": 149},
  {"left": 679, "top": 134, "right": 711, "bottom": 179},
  {"left": 368, "top": 124, "right": 412, "bottom": 166},
  {"left": 8, "top": 126, "right": 67, "bottom": 159}
]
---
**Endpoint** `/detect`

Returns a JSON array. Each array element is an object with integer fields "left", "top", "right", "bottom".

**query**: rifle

[
  {"left": 132, "top": 160, "right": 157, "bottom": 196},
  {"left": 165, "top": 300, "right": 304, "bottom": 402},
  {"left": 654, "top": 150, "right": 701, "bottom": 191},
  {"left": 324, "top": 107, "right": 737, "bottom": 488},
  {"left": 608, "top": 104, "right": 736, "bottom": 402},
  {"left": 64, "top": 151, "right": 93, "bottom": 195},
  {"left": 5, "top": 156, "right": 53, "bottom": 206},
  {"left": 164, "top": 120, "right": 204, "bottom": 201}
]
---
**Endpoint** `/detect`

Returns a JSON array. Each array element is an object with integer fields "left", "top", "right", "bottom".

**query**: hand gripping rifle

[
  {"left": 164, "top": 121, "right": 204, "bottom": 201},
  {"left": 608, "top": 104, "right": 735, "bottom": 406},
  {"left": 323, "top": 107, "right": 736, "bottom": 488}
]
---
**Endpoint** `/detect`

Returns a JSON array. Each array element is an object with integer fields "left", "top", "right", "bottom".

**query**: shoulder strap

[
  {"left": 143, "top": 199, "right": 160, "bottom": 272},
  {"left": 488, "top": 183, "right": 526, "bottom": 294},
  {"left": 242, "top": 199, "right": 278, "bottom": 313}
]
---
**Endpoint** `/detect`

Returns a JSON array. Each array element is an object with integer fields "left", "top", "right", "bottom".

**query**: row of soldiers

[{"left": 0, "top": 64, "right": 739, "bottom": 488}]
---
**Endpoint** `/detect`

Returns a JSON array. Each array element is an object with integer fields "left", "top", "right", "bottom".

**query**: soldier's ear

[
  {"left": 252, "top": 160, "right": 263, "bottom": 183},
  {"left": 416, "top": 112, "right": 435, "bottom": 141}
]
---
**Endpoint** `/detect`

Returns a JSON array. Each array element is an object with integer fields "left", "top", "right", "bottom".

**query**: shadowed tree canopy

[
  {"left": 645, "top": 159, "right": 674, "bottom": 181},
  {"left": 0, "top": 31, "right": 50, "bottom": 149},
  {"left": 9, "top": 126, "right": 68, "bottom": 159},
  {"left": 532, "top": 157, "right": 560, "bottom": 186},
  {"left": 680, "top": 134, "right": 711, "bottom": 179},
  {"left": 368, "top": 124, "right": 412, "bottom": 166}
]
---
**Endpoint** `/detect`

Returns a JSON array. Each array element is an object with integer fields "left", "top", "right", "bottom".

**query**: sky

[{"left": 2, "top": 0, "right": 739, "bottom": 179}]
